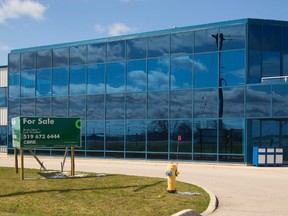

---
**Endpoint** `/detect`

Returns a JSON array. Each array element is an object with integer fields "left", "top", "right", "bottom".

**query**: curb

[
  {"left": 172, "top": 186, "right": 218, "bottom": 216},
  {"left": 200, "top": 187, "right": 218, "bottom": 215}
]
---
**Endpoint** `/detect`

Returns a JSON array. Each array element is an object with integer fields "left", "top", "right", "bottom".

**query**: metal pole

[
  {"left": 20, "top": 148, "right": 24, "bottom": 180},
  {"left": 176, "top": 140, "right": 179, "bottom": 169},
  {"left": 14, "top": 147, "right": 18, "bottom": 174},
  {"left": 71, "top": 147, "right": 75, "bottom": 176},
  {"left": 61, "top": 147, "right": 69, "bottom": 172}
]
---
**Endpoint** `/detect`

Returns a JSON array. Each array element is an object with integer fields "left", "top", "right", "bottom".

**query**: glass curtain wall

[{"left": 6, "top": 21, "right": 254, "bottom": 162}]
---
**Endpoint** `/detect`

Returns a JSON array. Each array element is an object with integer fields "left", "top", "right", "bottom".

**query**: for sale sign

[{"left": 12, "top": 117, "right": 81, "bottom": 149}]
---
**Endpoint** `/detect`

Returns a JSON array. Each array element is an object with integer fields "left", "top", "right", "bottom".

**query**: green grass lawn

[{"left": 0, "top": 167, "right": 209, "bottom": 216}]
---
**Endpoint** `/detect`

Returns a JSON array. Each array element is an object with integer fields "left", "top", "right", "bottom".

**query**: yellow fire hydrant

[{"left": 165, "top": 163, "right": 179, "bottom": 193}]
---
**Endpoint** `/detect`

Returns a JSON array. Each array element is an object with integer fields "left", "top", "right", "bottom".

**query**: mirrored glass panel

[
  {"left": 194, "top": 53, "right": 218, "bottom": 88},
  {"left": 148, "top": 92, "right": 168, "bottom": 119},
  {"left": 36, "top": 69, "right": 51, "bottom": 97},
  {"left": 52, "top": 67, "right": 68, "bottom": 96},
  {"left": 283, "top": 53, "right": 288, "bottom": 76},
  {"left": 107, "top": 41, "right": 125, "bottom": 62},
  {"left": 8, "top": 72, "right": 20, "bottom": 98},
  {"left": 0, "top": 88, "right": 6, "bottom": 107},
  {"left": 106, "top": 62, "right": 125, "bottom": 93},
  {"left": 21, "top": 98, "right": 35, "bottom": 116},
  {"left": 87, "top": 94, "right": 104, "bottom": 120},
  {"left": 282, "top": 26, "right": 288, "bottom": 52},
  {"left": 53, "top": 48, "right": 69, "bottom": 67},
  {"left": 87, "top": 64, "right": 105, "bottom": 95},
  {"left": 222, "top": 87, "right": 244, "bottom": 117},
  {"left": 193, "top": 120, "right": 218, "bottom": 153},
  {"left": 148, "top": 35, "right": 169, "bottom": 58},
  {"left": 69, "top": 96, "right": 86, "bottom": 118},
  {"left": 148, "top": 58, "right": 169, "bottom": 91},
  {"left": 0, "top": 126, "right": 7, "bottom": 146},
  {"left": 272, "top": 85, "right": 288, "bottom": 117},
  {"left": 126, "top": 120, "right": 146, "bottom": 151},
  {"left": 52, "top": 96, "right": 68, "bottom": 117},
  {"left": 170, "top": 90, "right": 192, "bottom": 118},
  {"left": 280, "top": 120, "right": 288, "bottom": 162},
  {"left": 261, "top": 120, "right": 280, "bottom": 148},
  {"left": 8, "top": 98, "right": 20, "bottom": 120},
  {"left": 219, "top": 24, "right": 246, "bottom": 50},
  {"left": 21, "top": 70, "right": 35, "bottom": 98},
  {"left": 251, "top": 119, "right": 261, "bottom": 146},
  {"left": 194, "top": 88, "right": 218, "bottom": 118},
  {"left": 106, "top": 93, "right": 125, "bottom": 120},
  {"left": 171, "top": 56, "right": 193, "bottom": 89},
  {"left": 70, "top": 66, "right": 86, "bottom": 95},
  {"left": 127, "top": 38, "right": 146, "bottom": 60},
  {"left": 86, "top": 121, "right": 104, "bottom": 150},
  {"left": 249, "top": 24, "right": 261, "bottom": 50},
  {"left": 170, "top": 120, "right": 192, "bottom": 153},
  {"left": 127, "top": 60, "right": 146, "bottom": 92},
  {"left": 219, "top": 119, "right": 243, "bottom": 154},
  {"left": 36, "top": 97, "right": 51, "bottom": 116},
  {"left": 37, "top": 50, "right": 52, "bottom": 69},
  {"left": 8, "top": 53, "right": 20, "bottom": 72},
  {"left": 246, "top": 85, "right": 271, "bottom": 117},
  {"left": 21, "top": 52, "right": 36, "bottom": 71},
  {"left": 262, "top": 25, "right": 281, "bottom": 51},
  {"left": 195, "top": 28, "right": 218, "bottom": 53},
  {"left": 171, "top": 31, "right": 193, "bottom": 55},
  {"left": 248, "top": 50, "right": 261, "bottom": 83},
  {"left": 87, "top": 43, "right": 106, "bottom": 64},
  {"left": 147, "top": 120, "right": 168, "bottom": 152},
  {"left": 70, "top": 45, "right": 86, "bottom": 66},
  {"left": 262, "top": 51, "right": 281, "bottom": 77},
  {"left": 106, "top": 121, "right": 124, "bottom": 151},
  {"left": 220, "top": 50, "right": 245, "bottom": 86},
  {"left": 126, "top": 92, "right": 146, "bottom": 119}
]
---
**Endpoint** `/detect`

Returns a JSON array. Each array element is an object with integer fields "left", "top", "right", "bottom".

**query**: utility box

[{"left": 253, "top": 147, "right": 283, "bottom": 166}]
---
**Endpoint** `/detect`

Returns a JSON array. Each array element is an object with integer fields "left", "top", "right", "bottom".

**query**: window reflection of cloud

[
  {"left": 246, "top": 88, "right": 270, "bottom": 116},
  {"left": 148, "top": 70, "right": 169, "bottom": 89},
  {"left": 106, "top": 84, "right": 125, "bottom": 93},
  {"left": 194, "top": 90, "right": 217, "bottom": 118},
  {"left": 107, "top": 42, "right": 125, "bottom": 60},
  {"left": 87, "top": 83, "right": 105, "bottom": 93},
  {"left": 193, "top": 59, "right": 208, "bottom": 71},
  {"left": 172, "top": 56, "right": 193, "bottom": 69},
  {"left": 222, "top": 88, "right": 244, "bottom": 116},
  {"left": 170, "top": 93, "right": 192, "bottom": 118},
  {"left": 127, "top": 70, "right": 146, "bottom": 88},
  {"left": 272, "top": 88, "right": 288, "bottom": 116},
  {"left": 70, "top": 84, "right": 86, "bottom": 95},
  {"left": 126, "top": 93, "right": 146, "bottom": 119},
  {"left": 148, "top": 35, "right": 169, "bottom": 55},
  {"left": 247, "top": 88, "right": 270, "bottom": 102},
  {"left": 52, "top": 86, "right": 68, "bottom": 95},
  {"left": 223, "top": 88, "right": 244, "bottom": 101},
  {"left": 148, "top": 93, "right": 168, "bottom": 118}
]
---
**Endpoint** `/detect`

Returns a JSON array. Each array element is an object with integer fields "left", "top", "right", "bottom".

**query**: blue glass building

[{"left": 6, "top": 18, "right": 288, "bottom": 164}]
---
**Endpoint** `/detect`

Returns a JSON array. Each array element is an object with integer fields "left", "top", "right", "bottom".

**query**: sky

[{"left": 0, "top": 0, "right": 288, "bottom": 65}]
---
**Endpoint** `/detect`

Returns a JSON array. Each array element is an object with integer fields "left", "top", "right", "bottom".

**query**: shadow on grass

[{"left": 0, "top": 181, "right": 164, "bottom": 198}]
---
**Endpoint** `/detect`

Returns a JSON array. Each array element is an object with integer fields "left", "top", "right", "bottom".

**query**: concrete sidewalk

[{"left": 1, "top": 153, "right": 288, "bottom": 215}]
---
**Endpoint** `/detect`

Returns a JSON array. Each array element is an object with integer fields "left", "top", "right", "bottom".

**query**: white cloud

[
  {"left": 0, "top": 42, "right": 10, "bottom": 51},
  {"left": 0, "top": 0, "right": 46, "bottom": 24},
  {"left": 94, "top": 23, "right": 136, "bottom": 37}
]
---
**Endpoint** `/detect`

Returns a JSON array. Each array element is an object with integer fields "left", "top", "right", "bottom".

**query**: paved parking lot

[{"left": 1, "top": 153, "right": 288, "bottom": 215}]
